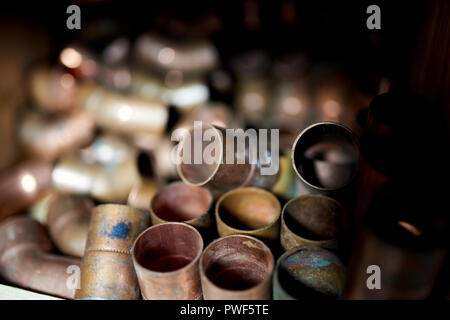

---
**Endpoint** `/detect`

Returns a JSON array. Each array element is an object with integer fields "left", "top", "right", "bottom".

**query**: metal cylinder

[
  {"left": 132, "top": 222, "right": 204, "bottom": 300},
  {"left": 273, "top": 246, "right": 346, "bottom": 300},
  {"left": 280, "top": 194, "right": 346, "bottom": 251},
  {"left": 127, "top": 178, "right": 160, "bottom": 211},
  {"left": 75, "top": 204, "right": 150, "bottom": 300},
  {"left": 200, "top": 235, "right": 274, "bottom": 300},
  {"left": 47, "top": 194, "right": 93, "bottom": 257},
  {"left": 0, "top": 216, "right": 80, "bottom": 299},
  {"left": 215, "top": 187, "right": 280, "bottom": 241},
  {"left": 0, "top": 160, "right": 53, "bottom": 222},
  {"left": 150, "top": 182, "right": 213, "bottom": 229}
]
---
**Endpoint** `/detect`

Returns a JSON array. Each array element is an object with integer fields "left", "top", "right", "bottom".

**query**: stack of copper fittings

[{"left": 0, "top": 30, "right": 447, "bottom": 301}]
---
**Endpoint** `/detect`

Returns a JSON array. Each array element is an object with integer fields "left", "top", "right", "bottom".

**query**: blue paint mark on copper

[{"left": 102, "top": 222, "right": 131, "bottom": 239}]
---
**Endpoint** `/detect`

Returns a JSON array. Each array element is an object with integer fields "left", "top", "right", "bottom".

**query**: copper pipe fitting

[
  {"left": 74, "top": 82, "right": 168, "bottom": 136},
  {"left": 292, "top": 122, "right": 359, "bottom": 199},
  {"left": 0, "top": 216, "right": 80, "bottom": 299},
  {"left": 75, "top": 204, "right": 150, "bottom": 300},
  {"left": 0, "top": 160, "right": 53, "bottom": 222},
  {"left": 47, "top": 194, "right": 93, "bottom": 257},
  {"left": 215, "top": 187, "right": 280, "bottom": 241},
  {"left": 52, "top": 135, "right": 140, "bottom": 202},
  {"left": 132, "top": 222, "right": 204, "bottom": 300},
  {"left": 127, "top": 178, "right": 160, "bottom": 211},
  {"left": 150, "top": 182, "right": 213, "bottom": 229},
  {"left": 177, "top": 123, "right": 279, "bottom": 196},
  {"left": 19, "top": 110, "right": 95, "bottom": 161},
  {"left": 28, "top": 65, "right": 78, "bottom": 113},
  {"left": 273, "top": 246, "right": 346, "bottom": 300},
  {"left": 200, "top": 235, "right": 274, "bottom": 300},
  {"left": 280, "top": 194, "right": 346, "bottom": 251}
]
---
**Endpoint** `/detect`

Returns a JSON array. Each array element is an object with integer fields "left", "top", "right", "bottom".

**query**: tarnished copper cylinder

[
  {"left": 132, "top": 222, "right": 204, "bottom": 300},
  {"left": 280, "top": 194, "right": 346, "bottom": 251},
  {"left": 28, "top": 65, "right": 77, "bottom": 113},
  {"left": 19, "top": 110, "right": 95, "bottom": 161},
  {"left": 47, "top": 194, "right": 93, "bottom": 257},
  {"left": 0, "top": 160, "right": 53, "bottom": 221},
  {"left": 150, "top": 182, "right": 213, "bottom": 229},
  {"left": 52, "top": 135, "right": 140, "bottom": 202},
  {"left": 75, "top": 204, "right": 150, "bottom": 300},
  {"left": 291, "top": 122, "right": 359, "bottom": 203},
  {"left": 127, "top": 178, "right": 160, "bottom": 211},
  {"left": 0, "top": 216, "right": 80, "bottom": 299},
  {"left": 273, "top": 246, "right": 346, "bottom": 300},
  {"left": 176, "top": 123, "right": 279, "bottom": 196},
  {"left": 74, "top": 82, "right": 168, "bottom": 136},
  {"left": 271, "top": 153, "right": 297, "bottom": 199},
  {"left": 215, "top": 187, "right": 280, "bottom": 241},
  {"left": 200, "top": 235, "right": 274, "bottom": 300}
]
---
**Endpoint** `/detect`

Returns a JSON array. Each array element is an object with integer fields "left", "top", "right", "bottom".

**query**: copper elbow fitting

[
  {"left": 28, "top": 65, "right": 77, "bottom": 113},
  {"left": 273, "top": 246, "right": 346, "bottom": 300},
  {"left": 127, "top": 178, "right": 160, "bottom": 211},
  {"left": 74, "top": 82, "right": 168, "bottom": 136},
  {"left": 215, "top": 187, "right": 281, "bottom": 241},
  {"left": 150, "top": 182, "right": 213, "bottom": 229},
  {"left": 75, "top": 204, "right": 150, "bottom": 300},
  {"left": 200, "top": 235, "right": 274, "bottom": 300},
  {"left": 19, "top": 110, "right": 95, "bottom": 161},
  {"left": 47, "top": 194, "right": 93, "bottom": 257},
  {"left": 132, "top": 222, "right": 204, "bottom": 300},
  {"left": 0, "top": 216, "right": 80, "bottom": 299},
  {"left": 280, "top": 194, "right": 346, "bottom": 251},
  {"left": 0, "top": 161, "right": 53, "bottom": 222}
]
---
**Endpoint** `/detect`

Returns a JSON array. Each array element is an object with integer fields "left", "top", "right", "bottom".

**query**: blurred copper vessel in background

[
  {"left": 0, "top": 216, "right": 80, "bottom": 299},
  {"left": 75, "top": 204, "right": 150, "bottom": 300},
  {"left": 132, "top": 222, "right": 204, "bottom": 300},
  {"left": 127, "top": 178, "right": 160, "bottom": 211},
  {"left": 200, "top": 235, "right": 274, "bottom": 300}
]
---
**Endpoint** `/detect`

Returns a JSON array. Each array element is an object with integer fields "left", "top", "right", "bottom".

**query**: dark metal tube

[
  {"left": 132, "top": 222, "right": 204, "bottom": 300},
  {"left": 200, "top": 235, "right": 274, "bottom": 300}
]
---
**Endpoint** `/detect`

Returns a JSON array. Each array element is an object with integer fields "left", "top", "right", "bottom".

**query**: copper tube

[
  {"left": 271, "top": 153, "right": 297, "bottom": 199},
  {"left": 200, "top": 234, "right": 274, "bottom": 300},
  {"left": 291, "top": 122, "right": 359, "bottom": 200},
  {"left": 52, "top": 135, "right": 140, "bottom": 202},
  {"left": 273, "top": 246, "right": 346, "bottom": 300},
  {"left": 150, "top": 182, "right": 213, "bottom": 229},
  {"left": 19, "top": 110, "right": 95, "bottom": 161},
  {"left": 0, "top": 216, "right": 80, "bottom": 299},
  {"left": 215, "top": 187, "right": 280, "bottom": 241},
  {"left": 127, "top": 178, "right": 160, "bottom": 211},
  {"left": 28, "top": 65, "right": 78, "bottom": 113},
  {"left": 47, "top": 194, "right": 93, "bottom": 257},
  {"left": 74, "top": 82, "right": 168, "bottom": 136},
  {"left": 132, "top": 222, "right": 204, "bottom": 300},
  {"left": 280, "top": 194, "right": 346, "bottom": 251},
  {"left": 134, "top": 33, "right": 218, "bottom": 73},
  {"left": 0, "top": 160, "right": 53, "bottom": 222},
  {"left": 75, "top": 204, "right": 150, "bottom": 300},
  {"left": 173, "top": 103, "right": 239, "bottom": 131}
]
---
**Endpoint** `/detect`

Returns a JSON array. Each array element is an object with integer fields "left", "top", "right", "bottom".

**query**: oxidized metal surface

[
  {"left": 75, "top": 204, "right": 150, "bottom": 300},
  {"left": 0, "top": 160, "right": 53, "bottom": 222},
  {"left": 132, "top": 222, "right": 204, "bottom": 300},
  {"left": 215, "top": 187, "right": 281, "bottom": 241},
  {"left": 127, "top": 178, "right": 160, "bottom": 211},
  {"left": 150, "top": 182, "right": 213, "bottom": 228},
  {"left": 0, "top": 216, "right": 80, "bottom": 299},
  {"left": 47, "top": 194, "right": 94, "bottom": 257},
  {"left": 280, "top": 194, "right": 346, "bottom": 251},
  {"left": 200, "top": 235, "right": 274, "bottom": 300},
  {"left": 273, "top": 246, "right": 346, "bottom": 300}
]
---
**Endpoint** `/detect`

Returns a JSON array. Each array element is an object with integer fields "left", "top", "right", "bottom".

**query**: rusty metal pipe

[
  {"left": 0, "top": 161, "right": 53, "bottom": 222},
  {"left": 200, "top": 235, "right": 274, "bottom": 300},
  {"left": 75, "top": 204, "right": 150, "bottom": 300},
  {"left": 273, "top": 246, "right": 346, "bottom": 300},
  {"left": 47, "top": 194, "right": 93, "bottom": 257},
  {"left": 0, "top": 216, "right": 80, "bottom": 299},
  {"left": 132, "top": 222, "right": 204, "bottom": 300},
  {"left": 280, "top": 194, "right": 346, "bottom": 251},
  {"left": 215, "top": 187, "right": 280, "bottom": 241}
]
